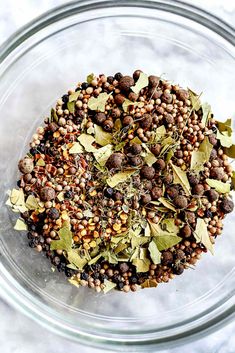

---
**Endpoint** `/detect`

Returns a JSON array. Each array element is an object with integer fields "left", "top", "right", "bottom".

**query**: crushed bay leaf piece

[
  {"left": 194, "top": 218, "right": 214, "bottom": 254},
  {"left": 148, "top": 240, "right": 161, "bottom": 264},
  {"left": 36, "top": 158, "right": 45, "bottom": 167},
  {"left": 107, "top": 170, "right": 136, "bottom": 188},
  {"left": 77, "top": 134, "right": 96, "bottom": 152},
  {"left": 83, "top": 209, "right": 94, "bottom": 218},
  {"left": 155, "top": 235, "right": 182, "bottom": 251},
  {"left": 67, "top": 101, "right": 75, "bottom": 114},
  {"left": 130, "top": 136, "right": 142, "bottom": 145},
  {"left": 171, "top": 163, "right": 191, "bottom": 195},
  {"left": 141, "top": 279, "right": 158, "bottom": 288},
  {"left": 69, "top": 142, "right": 83, "bottom": 154},
  {"left": 50, "top": 108, "right": 58, "bottom": 122},
  {"left": 114, "top": 118, "right": 122, "bottom": 131},
  {"left": 93, "top": 144, "right": 113, "bottom": 166},
  {"left": 188, "top": 88, "right": 201, "bottom": 111},
  {"left": 67, "top": 250, "right": 87, "bottom": 269},
  {"left": 217, "top": 130, "right": 233, "bottom": 148},
  {"left": 158, "top": 197, "right": 176, "bottom": 212},
  {"left": 68, "top": 278, "right": 80, "bottom": 288},
  {"left": 25, "top": 195, "right": 39, "bottom": 210},
  {"left": 14, "top": 219, "right": 28, "bottom": 231},
  {"left": 142, "top": 144, "right": 157, "bottom": 166},
  {"left": 94, "top": 124, "right": 113, "bottom": 146},
  {"left": 133, "top": 258, "right": 151, "bottom": 273},
  {"left": 217, "top": 118, "right": 233, "bottom": 136},
  {"left": 50, "top": 225, "right": 72, "bottom": 252},
  {"left": 154, "top": 125, "right": 166, "bottom": 142},
  {"left": 190, "top": 137, "right": 213, "bottom": 174},
  {"left": 122, "top": 99, "right": 144, "bottom": 113},
  {"left": 87, "top": 73, "right": 95, "bottom": 84},
  {"left": 224, "top": 145, "right": 235, "bottom": 158},
  {"left": 103, "top": 279, "right": 117, "bottom": 293},
  {"left": 206, "top": 179, "right": 230, "bottom": 193},
  {"left": 88, "top": 92, "right": 110, "bottom": 112},
  {"left": 68, "top": 91, "right": 80, "bottom": 102},
  {"left": 131, "top": 72, "right": 149, "bottom": 94},
  {"left": 201, "top": 102, "right": 211, "bottom": 127},
  {"left": 57, "top": 191, "right": 65, "bottom": 202}
]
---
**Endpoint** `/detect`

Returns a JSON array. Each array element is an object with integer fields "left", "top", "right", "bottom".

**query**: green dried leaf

[
  {"left": 144, "top": 222, "right": 151, "bottom": 237},
  {"left": 57, "top": 191, "right": 64, "bottom": 202},
  {"left": 131, "top": 72, "right": 149, "bottom": 94},
  {"left": 88, "top": 253, "right": 103, "bottom": 265},
  {"left": 171, "top": 163, "right": 191, "bottom": 195},
  {"left": 122, "top": 99, "right": 144, "bottom": 113},
  {"left": 94, "top": 124, "right": 113, "bottom": 146},
  {"left": 87, "top": 126, "right": 95, "bottom": 134},
  {"left": 114, "top": 243, "right": 127, "bottom": 254},
  {"left": 36, "top": 158, "right": 45, "bottom": 167},
  {"left": 103, "top": 279, "right": 117, "bottom": 293},
  {"left": 166, "top": 149, "right": 174, "bottom": 163},
  {"left": 190, "top": 137, "right": 213, "bottom": 174},
  {"left": 77, "top": 134, "right": 96, "bottom": 152},
  {"left": 148, "top": 240, "right": 161, "bottom": 264},
  {"left": 154, "top": 125, "right": 166, "bottom": 142},
  {"left": 93, "top": 144, "right": 113, "bottom": 166},
  {"left": 194, "top": 218, "right": 214, "bottom": 254},
  {"left": 154, "top": 235, "right": 182, "bottom": 251},
  {"left": 161, "top": 218, "right": 179, "bottom": 234},
  {"left": 224, "top": 145, "right": 235, "bottom": 158},
  {"left": 51, "top": 108, "right": 58, "bottom": 122},
  {"left": 69, "top": 142, "right": 83, "bottom": 154},
  {"left": 133, "top": 258, "right": 151, "bottom": 273},
  {"left": 114, "top": 118, "right": 122, "bottom": 131},
  {"left": 114, "top": 141, "right": 126, "bottom": 152},
  {"left": 188, "top": 88, "right": 201, "bottom": 111},
  {"left": 199, "top": 136, "right": 213, "bottom": 161},
  {"left": 88, "top": 92, "right": 110, "bottom": 112},
  {"left": 201, "top": 102, "right": 211, "bottom": 127},
  {"left": 158, "top": 197, "right": 176, "bottom": 212},
  {"left": 14, "top": 219, "right": 28, "bottom": 231},
  {"left": 67, "top": 250, "right": 87, "bottom": 269},
  {"left": 68, "top": 91, "right": 80, "bottom": 102},
  {"left": 217, "top": 130, "right": 233, "bottom": 148},
  {"left": 130, "top": 136, "right": 142, "bottom": 145},
  {"left": 87, "top": 73, "right": 95, "bottom": 84},
  {"left": 67, "top": 101, "right": 75, "bottom": 114},
  {"left": 206, "top": 179, "right": 230, "bottom": 193},
  {"left": 25, "top": 195, "right": 39, "bottom": 210},
  {"left": 142, "top": 144, "right": 157, "bottom": 166},
  {"left": 50, "top": 226, "right": 72, "bottom": 252},
  {"left": 217, "top": 118, "right": 232, "bottom": 136},
  {"left": 107, "top": 170, "right": 136, "bottom": 188}
]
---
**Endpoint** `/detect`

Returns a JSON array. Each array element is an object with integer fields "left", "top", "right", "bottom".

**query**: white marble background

[{"left": 0, "top": 1, "right": 235, "bottom": 353}]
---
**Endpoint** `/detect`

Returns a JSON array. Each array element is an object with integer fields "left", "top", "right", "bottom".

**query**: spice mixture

[{"left": 7, "top": 71, "right": 235, "bottom": 293}]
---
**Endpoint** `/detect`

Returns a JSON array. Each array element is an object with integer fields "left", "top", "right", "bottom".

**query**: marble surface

[{"left": 0, "top": 1, "right": 235, "bottom": 353}]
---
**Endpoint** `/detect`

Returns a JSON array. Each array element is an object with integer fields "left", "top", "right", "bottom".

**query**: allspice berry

[
  {"left": 48, "top": 207, "right": 60, "bottom": 220},
  {"left": 128, "top": 92, "right": 138, "bottom": 102},
  {"left": 163, "top": 174, "right": 173, "bottom": 184},
  {"left": 184, "top": 211, "right": 196, "bottom": 224},
  {"left": 165, "top": 114, "right": 174, "bottom": 124},
  {"left": 133, "top": 69, "right": 142, "bottom": 81},
  {"left": 161, "top": 251, "right": 174, "bottom": 265},
  {"left": 123, "top": 115, "right": 134, "bottom": 126},
  {"left": 94, "top": 112, "right": 106, "bottom": 125},
  {"left": 129, "top": 156, "right": 142, "bottom": 166},
  {"left": 181, "top": 224, "right": 192, "bottom": 238},
  {"left": 48, "top": 122, "right": 59, "bottom": 132},
  {"left": 140, "top": 114, "right": 153, "bottom": 129},
  {"left": 155, "top": 159, "right": 166, "bottom": 171},
  {"left": 205, "top": 189, "right": 219, "bottom": 202},
  {"left": 166, "top": 186, "right": 179, "bottom": 199},
  {"left": 188, "top": 172, "right": 200, "bottom": 186},
  {"left": 40, "top": 187, "right": 56, "bottom": 201},
  {"left": 151, "top": 186, "right": 163, "bottom": 200},
  {"left": 220, "top": 197, "right": 234, "bottom": 214},
  {"left": 18, "top": 158, "right": 34, "bottom": 174},
  {"left": 148, "top": 75, "right": 159, "bottom": 87},
  {"left": 103, "top": 119, "right": 114, "bottom": 132},
  {"left": 141, "top": 194, "right": 152, "bottom": 204},
  {"left": 151, "top": 144, "right": 161, "bottom": 156},
  {"left": 114, "top": 94, "right": 125, "bottom": 105},
  {"left": 175, "top": 249, "right": 185, "bottom": 260},
  {"left": 173, "top": 264, "right": 184, "bottom": 275},
  {"left": 143, "top": 180, "right": 152, "bottom": 190},
  {"left": 193, "top": 184, "right": 204, "bottom": 195},
  {"left": 130, "top": 143, "right": 142, "bottom": 155},
  {"left": 119, "top": 76, "right": 135, "bottom": 92},
  {"left": 119, "top": 262, "right": 129, "bottom": 273},
  {"left": 174, "top": 195, "right": 188, "bottom": 209},
  {"left": 140, "top": 166, "right": 155, "bottom": 180},
  {"left": 210, "top": 167, "right": 224, "bottom": 180},
  {"left": 208, "top": 134, "right": 218, "bottom": 146},
  {"left": 106, "top": 153, "right": 124, "bottom": 169}
]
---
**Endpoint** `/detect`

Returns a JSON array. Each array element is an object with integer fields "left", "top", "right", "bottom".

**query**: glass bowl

[{"left": 0, "top": 0, "right": 235, "bottom": 351}]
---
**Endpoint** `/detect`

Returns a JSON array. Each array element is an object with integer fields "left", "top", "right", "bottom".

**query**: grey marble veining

[{"left": 0, "top": 1, "right": 235, "bottom": 353}]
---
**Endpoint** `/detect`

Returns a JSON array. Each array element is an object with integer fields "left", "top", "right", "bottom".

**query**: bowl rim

[{"left": 0, "top": 0, "right": 235, "bottom": 350}]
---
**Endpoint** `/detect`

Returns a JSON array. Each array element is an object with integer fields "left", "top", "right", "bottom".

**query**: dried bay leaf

[
  {"left": 122, "top": 99, "right": 144, "bottom": 113},
  {"left": 130, "top": 136, "right": 142, "bottom": 145},
  {"left": 94, "top": 124, "right": 113, "bottom": 146},
  {"left": 69, "top": 142, "right": 83, "bottom": 154},
  {"left": 148, "top": 240, "right": 161, "bottom": 264},
  {"left": 158, "top": 197, "right": 176, "bottom": 212},
  {"left": 131, "top": 72, "right": 149, "bottom": 94},
  {"left": 217, "top": 118, "right": 232, "bottom": 136},
  {"left": 154, "top": 125, "right": 166, "bottom": 142},
  {"left": 50, "top": 226, "right": 72, "bottom": 252},
  {"left": 50, "top": 108, "right": 58, "bottom": 122},
  {"left": 224, "top": 144, "right": 235, "bottom": 158},
  {"left": 14, "top": 219, "right": 28, "bottom": 231},
  {"left": 194, "top": 218, "right": 214, "bottom": 254},
  {"left": 67, "top": 250, "right": 87, "bottom": 269},
  {"left": 114, "top": 118, "right": 122, "bottom": 131},
  {"left": 161, "top": 218, "right": 179, "bottom": 234},
  {"left": 88, "top": 253, "right": 103, "bottom": 265},
  {"left": 171, "top": 163, "right": 191, "bottom": 195},
  {"left": 155, "top": 235, "right": 182, "bottom": 251},
  {"left": 231, "top": 171, "right": 235, "bottom": 189},
  {"left": 68, "top": 278, "right": 80, "bottom": 288},
  {"left": 199, "top": 136, "right": 213, "bottom": 161},
  {"left": 77, "top": 134, "right": 96, "bottom": 152},
  {"left": 201, "top": 102, "right": 211, "bottom": 127},
  {"left": 83, "top": 209, "right": 94, "bottom": 218},
  {"left": 67, "top": 101, "right": 75, "bottom": 114},
  {"left": 103, "top": 279, "right": 117, "bottom": 294},
  {"left": 25, "top": 195, "right": 39, "bottom": 210},
  {"left": 93, "top": 144, "right": 113, "bottom": 166},
  {"left": 217, "top": 130, "right": 233, "bottom": 148},
  {"left": 107, "top": 170, "right": 136, "bottom": 188},
  {"left": 142, "top": 144, "right": 157, "bottom": 166},
  {"left": 190, "top": 137, "right": 213, "bottom": 174},
  {"left": 57, "top": 191, "right": 65, "bottom": 202},
  {"left": 88, "top": 92, "right": 110, "bottom": 112},
  {"left": 133, "top": 258, "right": 150, "bottom": 273},
  {"left": 68, "top": 91, "right": 80, "bottom": 102},
  {"left": 206, "top": 179, "right": 230, "bottom": 193},
  {"left": 188, "top": 88, "right": 201, "bottom": 111}
]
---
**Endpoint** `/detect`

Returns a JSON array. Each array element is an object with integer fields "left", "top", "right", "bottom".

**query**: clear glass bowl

[{"left": 0, "top": 0, "right": 235, "bottom": 351}]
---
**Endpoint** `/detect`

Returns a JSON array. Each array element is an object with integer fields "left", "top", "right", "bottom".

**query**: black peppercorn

[
  {"left": 173, "top": 264, "right": 184, "bottom": 275},
  {"left": 129, "top": 156, "right": 142, "bottom": 166},
  {"left": 114, "top": 72, "right": 123, "bottom": 81},
  {"left": 64, "top": 190, "right": 73, "bottom": 199},
  {"left": 148, "top": 75, "right": 159, "bottom": 87},
  {"left": 48, "top": 207, "right": 60, "bottom": 220},
  {"left": 133, "top": 69, "right": 142, "bottom": 81},
  {"left": 104, "top": 187, "right": 114, "bottom": 198}
]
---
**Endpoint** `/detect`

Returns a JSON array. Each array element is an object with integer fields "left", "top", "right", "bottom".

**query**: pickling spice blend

[{"left": 6, "top": 71, "right": 235, "bottom": 293}]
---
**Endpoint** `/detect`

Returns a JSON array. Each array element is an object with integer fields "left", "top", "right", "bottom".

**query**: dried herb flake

[{"left": 131, "top": 72, "right": 149, "bottom": 94}]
